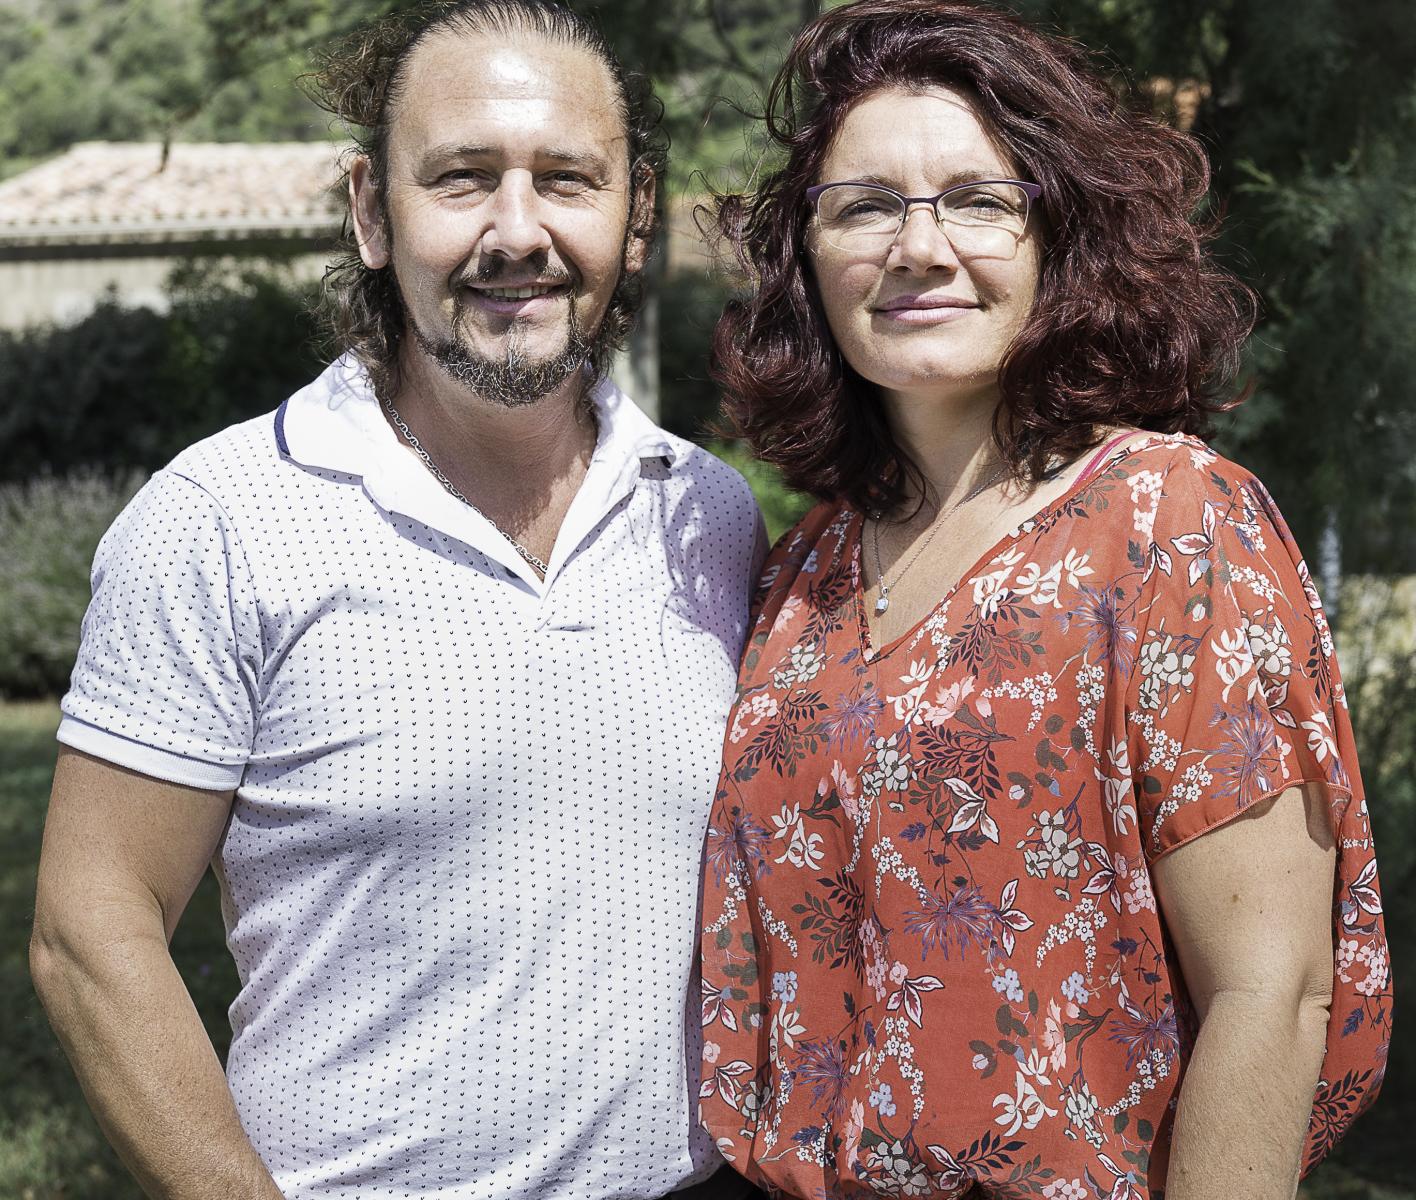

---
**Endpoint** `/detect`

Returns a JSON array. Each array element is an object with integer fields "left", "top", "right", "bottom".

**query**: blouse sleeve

[{"left": 1126, "top": 444, "right": 1390, "bottom": 1170}]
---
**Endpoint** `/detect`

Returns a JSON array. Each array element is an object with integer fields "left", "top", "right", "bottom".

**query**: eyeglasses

[{"left": 805, "top": 179, "right": 1042, "bottom": 255}]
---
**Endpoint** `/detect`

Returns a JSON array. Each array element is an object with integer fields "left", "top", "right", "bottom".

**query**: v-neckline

[{"left": 850, "top": 432, "right": 1166, "bottom": 664}]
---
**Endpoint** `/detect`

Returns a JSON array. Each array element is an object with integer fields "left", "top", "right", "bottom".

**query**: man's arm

[
  {"left": 1153, "top": 782, "right": 1337, "bottom": 1200},
  {"left": 30, "top": 747, "right": 283, "bottom": 1200}
]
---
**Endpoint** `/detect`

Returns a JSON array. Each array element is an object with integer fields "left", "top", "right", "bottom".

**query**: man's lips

[
  {"left": 462, "top": 281, "right": 570, "bottom": 314},
  {"left": 471, "top": 282, "right": 567, "bottom": 300}
]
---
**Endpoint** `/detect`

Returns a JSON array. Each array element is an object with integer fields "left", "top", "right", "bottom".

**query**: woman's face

[{"left": 807, "top": 86, "right": 1042, "bottom": 413}]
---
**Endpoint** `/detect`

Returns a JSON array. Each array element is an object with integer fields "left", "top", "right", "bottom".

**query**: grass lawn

[{"left": 0, "top": 700, "right": 1407, "bottom": 1198}]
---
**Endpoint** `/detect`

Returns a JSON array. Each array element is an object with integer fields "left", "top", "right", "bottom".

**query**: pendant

[{"left": 875, "top": 594, "right": 890, "bottom": 615}]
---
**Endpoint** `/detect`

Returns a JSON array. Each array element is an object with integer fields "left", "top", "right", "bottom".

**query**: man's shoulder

[
  {"left": 162, "top": 366, "right": 344, "bottom": 505},
  {"left": 667, "top": 439, "right": 765, "bottom": 543},
  {"left": 596, "top": 380, "right": 760, "bottom": 523},
  {"left": 164, "top": 409, "right": 283, "bottom": 493},
  {"left": 670, "top": 435, "right": 746, "bottom": 484}
]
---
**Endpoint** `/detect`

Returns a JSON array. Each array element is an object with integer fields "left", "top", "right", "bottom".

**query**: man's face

[{"left": 351, "top": 27, "right": 648, "bottom": 405}]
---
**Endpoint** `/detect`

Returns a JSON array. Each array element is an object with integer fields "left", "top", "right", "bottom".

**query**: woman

[{"left": 697, "top": 2, "right": 1390, "bottom": 1197}]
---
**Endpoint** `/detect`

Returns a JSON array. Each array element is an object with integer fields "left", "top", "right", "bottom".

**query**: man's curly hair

[{"left": 303, "top": 0, "right": 668, "bottom": 398}]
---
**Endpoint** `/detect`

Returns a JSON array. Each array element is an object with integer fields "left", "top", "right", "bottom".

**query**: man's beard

[{"left": 407, "top": 255, "right": 620, "bottom": 409}]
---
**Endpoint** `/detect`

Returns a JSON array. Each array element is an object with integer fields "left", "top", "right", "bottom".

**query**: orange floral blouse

[{"left": 698, "top": 433, "right": 1390, "bottom": 1199}]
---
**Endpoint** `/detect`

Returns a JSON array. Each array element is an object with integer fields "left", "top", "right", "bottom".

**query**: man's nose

[{"left": 479, "top": 171, "right": 554, "bottom": 259}]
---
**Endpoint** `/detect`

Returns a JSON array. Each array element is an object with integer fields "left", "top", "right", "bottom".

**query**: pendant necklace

[
  {"left": 382, "top": 396, "right": 551, "bottom": 576},
  {"left": 871, "top": 461, "right": 1010, "bottom": 616}
]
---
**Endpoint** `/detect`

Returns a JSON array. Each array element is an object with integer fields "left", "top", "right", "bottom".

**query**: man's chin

[{"left": 415, "top": 332, "right": 590, "bottom": 409}]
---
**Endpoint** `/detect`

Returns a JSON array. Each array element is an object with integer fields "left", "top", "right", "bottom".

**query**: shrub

[
  {"left": 1324, "top": 576, "right": 1416, "bottom": 1188},
  {"left": 0, "top": 472, "right": 145, "bottom": 699},
  {"left": 0, "top": 260, "right": 330, "bottom": 485}
]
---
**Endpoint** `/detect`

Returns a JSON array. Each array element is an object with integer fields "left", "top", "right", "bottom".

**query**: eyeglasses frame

[{"left": 804, "top": 179, "right": 1044, "bottom": 252}]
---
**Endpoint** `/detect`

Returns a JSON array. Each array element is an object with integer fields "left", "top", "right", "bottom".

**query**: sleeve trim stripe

[{"left": 57, "top": 716, "right": 245, "bottom": 792}]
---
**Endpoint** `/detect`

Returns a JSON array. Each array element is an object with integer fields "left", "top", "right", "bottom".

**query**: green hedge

[
  {"left": 0, "top": 472, "right": 145, "bottom": 699},
  {"left": 0, "top": 261, "right": 330, "bottom": 484}
]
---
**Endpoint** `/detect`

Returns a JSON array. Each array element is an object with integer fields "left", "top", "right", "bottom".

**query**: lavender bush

[{"left": 0, "top": 472, "right": 144, "bottom": 698}]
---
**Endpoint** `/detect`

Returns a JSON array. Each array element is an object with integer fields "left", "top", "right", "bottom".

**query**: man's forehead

[{"left": 390, "top": 27, "right": 627, "bottom": 159}]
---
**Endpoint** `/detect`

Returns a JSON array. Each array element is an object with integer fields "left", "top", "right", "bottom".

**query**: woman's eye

[
  {"left": 955, "top": 189, "right": 1019, "bottom": 213},
  {"left": 840, "top": 200, "right": 891, "bottom": 217}
]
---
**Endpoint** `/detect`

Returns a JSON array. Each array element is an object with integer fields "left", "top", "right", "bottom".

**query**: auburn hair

[{"left": 710, "top": 0, "right": 1257, "bottom": 513}]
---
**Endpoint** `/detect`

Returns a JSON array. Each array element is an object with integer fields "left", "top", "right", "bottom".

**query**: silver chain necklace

[
  {"left": 870, "top": 461, "right": 1010, "bottom": 615},
  {"left": 382, "top": 397, "right": 550, "bottom": 576}
]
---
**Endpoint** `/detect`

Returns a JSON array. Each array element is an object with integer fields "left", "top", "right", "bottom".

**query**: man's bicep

[
  {"left": 1151, "top": 782, "right": 1337, "bottom": 1016},
  {"left": 38, "top": 748, "right": 235, "bottom": 942}
]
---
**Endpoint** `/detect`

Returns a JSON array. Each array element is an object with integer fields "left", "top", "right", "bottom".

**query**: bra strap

[{"left": 1076, "top": 431, "right": 1142, "bottom": 485}]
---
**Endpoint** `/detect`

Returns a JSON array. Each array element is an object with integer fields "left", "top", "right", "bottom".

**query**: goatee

[
  {"left": 408, "top": 249, "right": 628, "bottom": 408},
  {"left": 411, "top": 299, "right": 596, "bottom": 409}
]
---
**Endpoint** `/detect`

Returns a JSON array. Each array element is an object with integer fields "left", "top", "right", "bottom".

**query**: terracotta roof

[{"left": 0, "top": 141, "right": 347, "bottom": 247}]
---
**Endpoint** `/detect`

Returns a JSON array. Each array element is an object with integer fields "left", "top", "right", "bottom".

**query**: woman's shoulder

[
  {"left": 756, "top": 498, "right": 852, "bottom": 593},
  {"left": 1099, "top": 431, "right": 1294, "bottom": 545},
  {"left": 742, "top": 497, "right": 854, "bottom": 659},
  {"left": 1109, "top": 431, "right": 1265, "bottom": 496}
]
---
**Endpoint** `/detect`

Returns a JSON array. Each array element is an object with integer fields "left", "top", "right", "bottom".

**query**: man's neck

[{"left": 383, "top": 352, "right": 600, "bottom": 557}]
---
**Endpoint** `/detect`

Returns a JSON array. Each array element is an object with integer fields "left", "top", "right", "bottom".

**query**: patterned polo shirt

[{"left": 60, "top": 355, "right": 764, "bottom": 1199}]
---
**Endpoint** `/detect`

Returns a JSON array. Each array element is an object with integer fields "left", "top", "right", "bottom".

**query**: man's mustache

[{"left": 457, "top": 257, "right": 576, "bottom": 288}]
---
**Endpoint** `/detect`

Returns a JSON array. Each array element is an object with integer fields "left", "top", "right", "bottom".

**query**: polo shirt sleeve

[{"left": 58, "top": 469, "right": 262, "bottom": 791}]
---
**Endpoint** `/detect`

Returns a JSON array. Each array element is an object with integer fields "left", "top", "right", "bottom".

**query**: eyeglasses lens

[{"left": 815, "top": 183, "right": 1031, "bottom": 253}]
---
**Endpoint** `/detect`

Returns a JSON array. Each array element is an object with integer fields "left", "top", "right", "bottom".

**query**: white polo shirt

[{"left": 59, "top": 355, "right": 763, "bottom": 1199}]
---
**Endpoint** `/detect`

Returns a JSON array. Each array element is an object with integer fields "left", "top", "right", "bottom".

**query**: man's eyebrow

[
  {"left": 417, "top": 144, "right": 613, "bottom": 175},
  {"left": 419, "top": 143, "right": 494, "bottom": 165},
  {"left": 541, "top": 148, "right": 613, "bottom": 174}
]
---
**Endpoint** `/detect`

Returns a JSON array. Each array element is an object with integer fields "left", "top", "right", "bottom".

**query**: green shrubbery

[
  {"left": 0, "top": 261, "right": 331, "bottom": 698},
  {"left": 0, "top": 472, "right": 145, "bottom": 699},
  {"left": 0, "top": 261, "right": 330, "bottom": 484}
]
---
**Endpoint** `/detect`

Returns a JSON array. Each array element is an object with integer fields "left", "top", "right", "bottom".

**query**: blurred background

[{"left": 0, "top": 0, "right": 1411, "bottom": 1195}]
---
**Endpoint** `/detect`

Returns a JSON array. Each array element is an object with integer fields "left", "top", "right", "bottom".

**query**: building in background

[{"left": 0, "top": 142, "right": 343, "bottom": 327}]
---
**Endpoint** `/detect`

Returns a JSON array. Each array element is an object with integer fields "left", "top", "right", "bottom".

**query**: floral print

[{"left": 700, "top": 434, "right": 1389, "bottom": 1198}]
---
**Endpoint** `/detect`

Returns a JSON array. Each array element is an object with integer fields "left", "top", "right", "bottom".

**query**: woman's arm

[{"left": 1152, "top": 782, "right": 1337, "bottom": 1200}]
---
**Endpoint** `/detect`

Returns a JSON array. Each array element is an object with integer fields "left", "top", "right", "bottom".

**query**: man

[{"left": 29, "top": 3, "right": 762, "bottom": 1197}]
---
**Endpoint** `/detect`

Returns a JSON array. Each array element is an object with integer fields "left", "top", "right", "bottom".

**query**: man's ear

[
  {"left": 624, "top": 163, "right": 657, "bottom": 275},
  {"left": 349, "top": 155, "right": 390, "bottom": 270}
]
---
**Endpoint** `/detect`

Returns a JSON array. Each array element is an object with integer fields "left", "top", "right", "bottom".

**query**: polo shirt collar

[{"left": 274, "top": 353, "right": 676, "bottom": 586}]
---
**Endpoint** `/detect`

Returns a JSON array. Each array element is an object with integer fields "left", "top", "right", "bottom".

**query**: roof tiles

[{"left": 0, "top": 142, "right": 347, "bottom": 246}]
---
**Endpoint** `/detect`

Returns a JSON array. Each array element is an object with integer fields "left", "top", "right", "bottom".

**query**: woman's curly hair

[
  {"left": 303, "top": 0, "right": 668, "bottom": 398},
  {"left": 711, "top": 0, "right": 1258, "bottom": 513}
]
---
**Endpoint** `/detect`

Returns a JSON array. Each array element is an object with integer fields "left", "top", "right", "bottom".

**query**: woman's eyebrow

[{"left": 826, "top": 167, "right": 1011, "bottom": 190}]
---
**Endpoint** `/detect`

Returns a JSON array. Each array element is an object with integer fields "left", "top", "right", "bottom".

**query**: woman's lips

[{"left": 873, "top": 297, "right": 978, "bottom": 326}]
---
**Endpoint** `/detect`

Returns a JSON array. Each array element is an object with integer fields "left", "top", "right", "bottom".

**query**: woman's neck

[{"left": 883, "top": 386, "right": 1003, "bottom": 514}]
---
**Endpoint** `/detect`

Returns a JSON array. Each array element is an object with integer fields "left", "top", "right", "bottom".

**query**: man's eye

[
  {"left": 545, "top": 172, "right": 592, "bottom": 193},
  {"left": 438, "top": 170, "right": 491, "bottom": 188}
]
